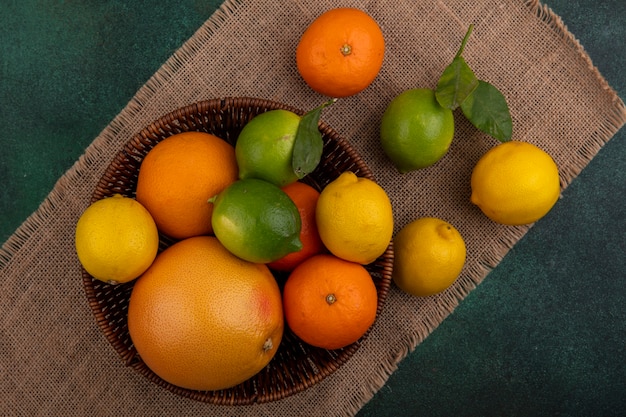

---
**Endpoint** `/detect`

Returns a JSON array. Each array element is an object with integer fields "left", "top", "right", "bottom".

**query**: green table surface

[{"left": 2, "top": 1, "right": 624, "bottom": 416}]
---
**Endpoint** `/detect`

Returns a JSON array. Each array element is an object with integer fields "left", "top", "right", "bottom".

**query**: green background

[{"left": 1, "top": 1, "right": 624, "bottom": 416}]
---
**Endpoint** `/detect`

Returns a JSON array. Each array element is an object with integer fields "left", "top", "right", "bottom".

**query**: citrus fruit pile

[
  {"left": 76, "top": 37, "right": 397, "bottom": 390},
  {"left": 77, "top": 119, "right": 392, "bottom": 391},
  {"left": 379, "top": 26, "right": 561, "bottom": 296},
  {"left": 75, "top": 6, "right": 564, "bottom": 395}
]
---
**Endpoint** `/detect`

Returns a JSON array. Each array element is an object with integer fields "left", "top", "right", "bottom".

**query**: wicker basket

[{"left": 82, "top": 97, "right": 394, "bottom": 405}]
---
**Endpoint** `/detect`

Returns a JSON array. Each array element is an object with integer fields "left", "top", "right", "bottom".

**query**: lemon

[
  {"left": 380, "top": 88, "right": 455, "bottom": 173},
  {"left": 471, "top": 141, "right": 560, "bottom": 225},
  {"left": 392, "top": 217, "right": 466, "bottom": 297},
  {"left": 210, "top": 178, "right": 302, "bottom": 263},
  {"left": 235, "top": 109, "right": 301, "bottom": 187},
  {"left": 316, "top": 171, "right": 393, "bottom": 264},
  {"left": 75, "top": 194, "right": 159, "bottom": 285}
]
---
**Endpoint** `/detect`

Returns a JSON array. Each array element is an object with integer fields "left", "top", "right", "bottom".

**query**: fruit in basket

[
  {"left": 135, "top": 131, "right": 238, "bottom": 240},
  {"left": 127, "top": 236, "right": 284, "bottom": 391},
  {"left": 392, "top": 217, "right": 466, "bottom": 297},
  {"left": 209, "top": 178, "right": 302, "bottom": 263},
  {"left": 75, "top": 194, "right": 159, "bottom": 285},
  {"left": 267, "top": 181, "right": 326, "bottom": 272},
  {"left": 283, "top": 254, "right": 378, "bottom": 350},
  {"left": 236, "top": 109, "right": 302, "bottom": 187},
  {"left": 296, "top": 7, "right": 385, "bottom": 98},
  {"left": 316, "top": 171, "right": 393, "bottom": 264},
  {"left": 380, "top": 88, "right": 455, "bottom": 173},
  {"left": 470, "top": 140, "right": 560, "bottom": 225}
]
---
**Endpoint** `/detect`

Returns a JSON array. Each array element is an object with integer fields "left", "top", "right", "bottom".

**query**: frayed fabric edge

[
  {"left": 2, "top": 1, "right": 626, "bottom": 416},
  {"left": 525, "top": 0, "right": 626, "bottom": 189},
  {"left": 0, "top": 0, "right": 244, "bottom": 270}
]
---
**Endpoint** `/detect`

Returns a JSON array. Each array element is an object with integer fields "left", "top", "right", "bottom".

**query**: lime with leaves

[
  {"left": 235, "top": 100, "right": 335, "bottom": 187},
  {"left": 380, "top": 24, "right": 513, "bottom": 172},
  {"left": 236, "top": 109, "right": 301, "bottom": 187},
  {"left": 380, "top": 88, "right": 455, "bottom": 173},
  {"left": 209, "top": 178, "right": 303, "bottom": 263}
]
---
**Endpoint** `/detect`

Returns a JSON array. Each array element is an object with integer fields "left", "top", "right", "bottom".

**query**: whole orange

[
  {"left": 127, "top": 236, "right": 284, "bottom": 391},
  {"left": 282, "top": 254, "right": 378, "bottom": 350},
  {"left": 135, "top": 131, "right": 238, "bottom": 240},
  {"left": 296, "top": 8, "right": 385, "bottom": 98},
  {"left": 267, "top": 181, "right": 326, "bottom": 272}
]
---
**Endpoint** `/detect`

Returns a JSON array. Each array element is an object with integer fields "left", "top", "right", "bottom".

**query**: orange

[
  {"left": 282, "top": 254, "right": 378, "bottom": 350},
  {"left": 267, "top": 181, "right": 326, "bottom": 272},
  {"left": 127, "top": 236, "right": 284, "bottom": 391},
  {"left": 135, "top": 131, "right": 238, "bottom": 240},
  {"left": 296, "top": 8, "right": 385, "bottom": 98}
]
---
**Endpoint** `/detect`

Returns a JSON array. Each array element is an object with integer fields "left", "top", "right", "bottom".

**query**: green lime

[
  {"left": 210, "top": 178, "right": 303, "bottom": 263},
  {"left": 236, "top": 109, "right": 301, "bottom": 187},
  {"left": 380, "top": 88, "right": 455, "bottom": 173}
]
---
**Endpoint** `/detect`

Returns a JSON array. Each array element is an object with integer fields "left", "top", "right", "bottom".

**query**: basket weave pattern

[{"left": 82, "top": 97, "right": 394, "bottom": 405}]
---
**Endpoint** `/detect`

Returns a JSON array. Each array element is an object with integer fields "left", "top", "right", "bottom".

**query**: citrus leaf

[
  {"left": 435, "top": 24, "right": 478, "bottom": 110},
  {"left": 435, "top": 56, "right": 479, "bottom": 110},
  {"left": 460, "top": 80, "right": 513, "bottom": 142},
  {"left": 292, "top": 99, "right": 336, "bottom": 178}
]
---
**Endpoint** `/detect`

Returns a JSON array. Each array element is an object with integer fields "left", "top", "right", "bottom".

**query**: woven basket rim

[{"left": 82, "top": 96, "right": 394, "bottom": 405}]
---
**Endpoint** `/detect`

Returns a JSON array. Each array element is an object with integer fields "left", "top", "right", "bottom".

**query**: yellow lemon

[
  {"left": 75, "top": 194, "right": 159, "bottom": 284},
  {"left": 316, "top": 171, "right": 393, "bottom": 264},
  {"left": 392, "top": 217, "right": 466, "bottom": 297},
  {"left": 471, "top": 141, "right": 560, "bottom": 225}
]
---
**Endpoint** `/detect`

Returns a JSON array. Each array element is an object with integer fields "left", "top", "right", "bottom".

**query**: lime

[
  {"left": 75, "top": 194, "right": 159, "bottom": 284},
  {"left": 210, "top": 178, "right": 303, "bottom": 263},
  {"left": 392, "top": 217, "right": 466, "bottom": 297},
  {"left": 380, "top": 88, "right": 455, "bottom": 173},
  {"left": 236, "top": 109, "right": 301, "bottom": 187}
]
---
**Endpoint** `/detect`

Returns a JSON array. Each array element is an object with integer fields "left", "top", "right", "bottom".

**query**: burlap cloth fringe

[{"left": 1, "top": 0, "right": 625, "bottom": 416}]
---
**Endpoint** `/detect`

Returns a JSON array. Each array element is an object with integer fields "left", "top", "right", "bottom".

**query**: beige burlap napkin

[{"left": 2, "top": 0, "right": 625, "bottom": 415}]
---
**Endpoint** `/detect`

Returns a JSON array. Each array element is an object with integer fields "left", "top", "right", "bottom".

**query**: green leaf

[
  {"left": 435, "top": 24, "right": 478, "bottom": 110},
  {"left": 460, "top": 80, "right": 513, "bottom": 142},
  {"left": 292, "top": 99, "right": 336, "bottom": 178},
  {"left": 435, "top": 56, "right": 479, "bottom": 110}
]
